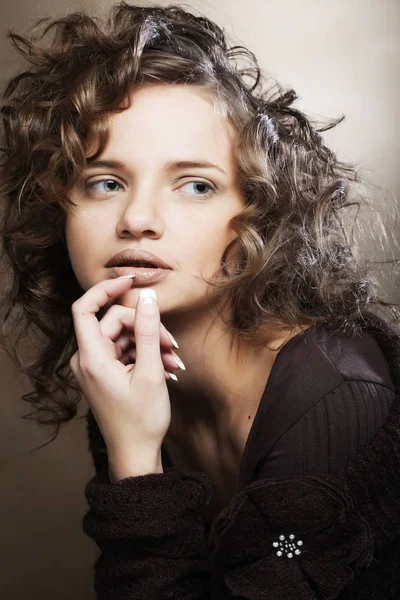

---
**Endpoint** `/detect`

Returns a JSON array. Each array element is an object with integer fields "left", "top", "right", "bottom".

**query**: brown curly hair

[{"left": 0, "top": 2, "right": 399, "bottom": 453}]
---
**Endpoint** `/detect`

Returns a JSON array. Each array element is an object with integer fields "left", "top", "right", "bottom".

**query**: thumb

[{"left": 134, "top": 288, "right": 164, "bottom": 374}]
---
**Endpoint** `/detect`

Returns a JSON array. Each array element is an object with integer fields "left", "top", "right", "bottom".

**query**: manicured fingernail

[
  {"left": 171, "top": 351, "right": 186, "bottom": 370},
  {"left": 118, "top": 274, "right": 136, "bottom": 279},
  {"left": 139, "top": 289, "right": 157, "bottom": 315},
  {"left": 139, "top": 288, "right": 156, "bottom": 304},
  {"left": 167, "top": 372, "right": 178, "bottom": 381},
  {"left": 168, "top": 332, "right": 179, "bottom": 349}
]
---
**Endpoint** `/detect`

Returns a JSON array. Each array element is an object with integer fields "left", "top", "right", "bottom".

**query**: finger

[
  {"left": 123, "top": 347, "right": 184, "bottom": 373},
  {"left": 123, "top": 362, "right": 177, "bottom": 381},
  {"left": 99, "top": 304, "right": 174, "bottom": 350},
  {"left": 70, "top": 276, "right": 136, "bottom": 366},
  {"left": 133, "top": 288, "right": 164, "bottom": 375},
  {"left": 115, "top": 332, "right": 134, "bottom": 355}
]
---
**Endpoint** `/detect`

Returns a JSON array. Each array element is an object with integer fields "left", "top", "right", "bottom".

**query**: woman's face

[{"left": 65, "top": 83, "right": 246, "bottom": 320}]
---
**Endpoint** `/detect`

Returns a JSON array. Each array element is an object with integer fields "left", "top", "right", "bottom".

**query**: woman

[{"left": 1, "top": 2, "right": 400, "bottom": 598}]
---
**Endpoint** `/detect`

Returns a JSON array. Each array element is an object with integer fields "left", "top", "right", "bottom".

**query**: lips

[{"left": 106, "top": 249, "right": 172, "bottom": 270}]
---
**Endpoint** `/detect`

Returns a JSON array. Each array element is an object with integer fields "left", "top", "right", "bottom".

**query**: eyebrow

[{"left": 85, "top": 158, "right": 227, "bottom": 176}]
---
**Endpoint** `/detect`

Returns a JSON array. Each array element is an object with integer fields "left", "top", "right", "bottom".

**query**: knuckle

[
  {"left": 103, "top": 304, "right": 121, "bottom": 317},
  {"left": 98, "top": 304, "right": 120, "bottom": 328},
  {"left": 139, "top": 331, "right": 159, "bottom": 346},
  {"left": 71, "top": 301, "right": 84, "bottom": 315},
  {"left": 99, "top": 304, "right": 136, "bottom": 328},
  {"left": 76, "top": 359, "right": 90, "bottom": 374},
  {"left": 78, "top": 358, "right": 101, "bottom": 376},
  {"left": 136, "top": 369, "right": 164, "bottom": 385}
]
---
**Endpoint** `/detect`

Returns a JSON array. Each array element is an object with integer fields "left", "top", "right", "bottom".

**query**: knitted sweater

[{"left": 82, "top": 315, "right": 400, "bottom": 599}]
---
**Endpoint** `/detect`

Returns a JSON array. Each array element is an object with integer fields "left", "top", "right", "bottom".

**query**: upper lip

[{"left": 106, "top": 249, "right": 172, "bottom": 270}]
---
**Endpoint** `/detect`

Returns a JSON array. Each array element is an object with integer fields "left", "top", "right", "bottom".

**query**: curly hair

[{"left": 0, "top": 2, "right": 399, "bottom": 452}]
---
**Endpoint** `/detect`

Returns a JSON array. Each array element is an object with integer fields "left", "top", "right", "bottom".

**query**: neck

[{"left": 162, "top": 307, "right": 303, "bottom": 445}]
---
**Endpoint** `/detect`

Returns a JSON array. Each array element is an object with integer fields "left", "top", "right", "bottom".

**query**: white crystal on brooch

[{"left": 272, "top": 533, "right": 303, "bottom": 558}]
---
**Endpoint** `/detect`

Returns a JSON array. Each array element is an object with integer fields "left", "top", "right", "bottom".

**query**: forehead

[{"left": 93, "top": 84, "right": 236, "bottom": 167}]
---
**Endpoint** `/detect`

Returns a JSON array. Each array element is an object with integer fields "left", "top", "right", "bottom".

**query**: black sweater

[{"left": 82, "top": 317, "right": 400, "bottom": 599}]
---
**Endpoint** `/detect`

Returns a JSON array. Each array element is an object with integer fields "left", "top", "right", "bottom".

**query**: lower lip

[{"left": 109, "top": 266, "right": 171, "bottom": 284}]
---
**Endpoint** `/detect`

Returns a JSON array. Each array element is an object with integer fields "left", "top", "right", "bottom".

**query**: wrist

[{"left": 107, "top": 450, "right": 164, "bottom": 483}]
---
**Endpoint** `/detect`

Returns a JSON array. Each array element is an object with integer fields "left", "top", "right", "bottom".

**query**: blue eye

[
  {"left": 179, "top": 181, "right": 215, "bottom": 198},
  {"left": 84, "top": 178, "right": 216, "bottom": 199},
  {"left": 85, "top": 179, "right": 122, "bottom": 194}
]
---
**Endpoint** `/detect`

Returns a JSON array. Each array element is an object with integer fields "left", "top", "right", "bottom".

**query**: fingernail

[
  {"left": 139, "top": 288, "right": 157, "bottom": 313},
  {"left": 167, "top": 372, "right": 178, "bottom": 381},
  {"left": 118, "top": 274, "right": 136, "bottom": 279},
  {"left": 171, "top": 351, "right": 186, "bottom": 370},
  {"left": 168, "top": 332, "right": 179, "bottom": 349}
]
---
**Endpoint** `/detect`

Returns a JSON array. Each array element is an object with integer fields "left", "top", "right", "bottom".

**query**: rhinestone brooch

[{"left": 272, "top": 534, "right": 303, "bottom": 558}]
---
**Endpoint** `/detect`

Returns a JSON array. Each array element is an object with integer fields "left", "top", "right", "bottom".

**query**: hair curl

[{"left": 0, "top": 2, "right": 399, "bottom": 452}]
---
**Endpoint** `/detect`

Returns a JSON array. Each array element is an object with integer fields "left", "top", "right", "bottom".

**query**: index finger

[{"left": 71, "top": 277, "right": 136, "bottom": 363}]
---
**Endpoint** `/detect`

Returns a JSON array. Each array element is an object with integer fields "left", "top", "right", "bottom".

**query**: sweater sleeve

[
  {"left": 82, "top": 391, "right": 400, "bottom": 600},
  {"left": 82, "top": 409, "right": 216, "bottom": 599}
]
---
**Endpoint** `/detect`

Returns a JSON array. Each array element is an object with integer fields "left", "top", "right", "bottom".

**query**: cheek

[
  {"left": 66, "top": 212, "right": 100, "bottom": 252},
  {"left": 196, "top": 225, "right": 236, "bottom": 274}
]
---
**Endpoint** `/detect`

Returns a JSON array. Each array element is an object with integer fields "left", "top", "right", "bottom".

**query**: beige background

[{"left": 0, "top": 1, "right": 399, "bottom": 597}]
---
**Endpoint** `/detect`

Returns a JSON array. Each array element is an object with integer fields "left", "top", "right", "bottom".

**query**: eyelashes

[
  {"left": 85, "top": 179, "right": 122, "bottom": 195},
  {"left": 85, "top": 178, "right": 122, "bottom": 196},
  {"left": 84, "top": 178, "right": 217, "bottom": 199}
]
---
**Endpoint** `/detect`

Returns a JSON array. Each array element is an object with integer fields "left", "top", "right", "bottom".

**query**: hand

[{"left": 69, "top": 276, "right": 180, "bottom": 473}]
